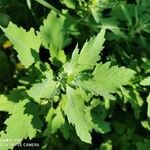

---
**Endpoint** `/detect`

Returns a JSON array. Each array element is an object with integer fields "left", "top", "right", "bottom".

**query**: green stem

[
  {"left": 34, "top": 0, "right": 62, "bottom": 14},
  {"left": 34, "top": 0, "right": 99, "bottom": 31},
  {"left": 34, "top": 0, "right": 130, "bottom": 32}
]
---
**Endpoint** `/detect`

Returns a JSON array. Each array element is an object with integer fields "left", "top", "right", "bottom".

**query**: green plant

[{"left": 0, "top": 0, "right": 150, "bottom": 150}]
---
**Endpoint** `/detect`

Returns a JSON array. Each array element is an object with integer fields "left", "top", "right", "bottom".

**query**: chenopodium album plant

[{"left": 0, "top": 10, "right": 135, "bottom": 148}]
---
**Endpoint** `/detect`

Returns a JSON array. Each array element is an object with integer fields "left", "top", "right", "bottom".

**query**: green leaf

[
  {"left": 39, "top": 11, "right": 70, "bottom": 63},
  {"left": 136, "top": 140, "right": 150, "bottom": 150},
  {"left": 44, "top": 107, "right": 55, "bottom": 136},
  {"left": 64, "top": 28, "right": 106, "bottom": 75},
  {"left": 141, "top": 121, "right": 150, "bottom": 131},
  {"left": 90, "top": 1, "right": 102, "bottom": 23},
  {"left": 51, "top": 107, "right": 65, "bottom": 133},
  {"left": 27, "top": 71, "right": 57, "bottom": 103},
  {"left": 89, "top": 0, "right": 110, "bottom": 23},
  {"left": 78, "top": 28, "right": 105, "bottom": 67},
  {"left": 100, "top": 140, "right": 112, "bottom": 150},
  {"left": 0, "top": 95, "right": 16, "bottom": 112},
  {"left": 64, "top": 87, "right": 111, "bottom": 143},
  {"left": 121, "top": 3, "right": 133, "bottom": 26},
  {"left": 77, "top": 63, "right": 135, "bottom": 99},
  {"left": 1, "top": 22, "right": 41, "bottom": 68},
  {"left": 146, "top": 94, "right": 150, "bottom": 118},
  {"left": 120, "top": 86, "right": 143, "bottom": 119},
  {"left": 0, "top": 97, "right": 42, "bottom": 149},
  {"left": 140, "top": 14, "right": 150, "bottom": 33},
  {"left": 44, "top": 105, "right": 65, "bottom": 136},
  {"left": 26, "top": 0, "right": 32, "bottom": 9},
  {"left": 90, "top": 101, "right": 111, "bottom": 134},
  {"left": 60, "top": 0, "right": 76, "bottom": 9},
  {"left": 101, "top": 18, "right": 127, "bottom": 38},
  {"left": 65, "top": 86, "right": 92, "bottom": 143},
  {"left": 140, "top": 77, "right": 150, "bottom": 86},
  {"left": 0, "top": 13, "right": 10, "bottom": 28}
]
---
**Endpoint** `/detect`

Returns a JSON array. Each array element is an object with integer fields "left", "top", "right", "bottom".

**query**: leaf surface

[
  {"left": 27, "top": 71, "right": 57, "bottom": 103},
  {"left": 77, "top": 63, "right": 135, "bottom": 99},
  {"left": 1, "top": 22, "right": 41, "bottom": 68},
  {"left": 0, "top": 96, "right": 42, "bottom": 149},
  {"left": 65, "top": 29, "right": 105, "bottom": 75},
  {"left": 65, "top": 86, "right": 92, "bottom": 143}
]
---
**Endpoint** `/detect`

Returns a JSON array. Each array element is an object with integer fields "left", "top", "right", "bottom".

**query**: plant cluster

[{"left": 0, "top": 0, "right": 150, "bottom": 149}]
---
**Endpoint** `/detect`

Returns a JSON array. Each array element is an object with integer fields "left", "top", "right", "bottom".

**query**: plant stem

[
  {"left": 34, "top": 0, "right": 62, "bottom": 15},
  {"left": 34, "top": 0, "right": 130, "bottom": 32},
  {"left": 34, "top": 0, "right": 99, "bottom": 31}
]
